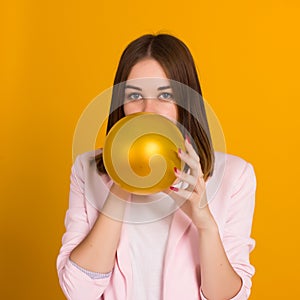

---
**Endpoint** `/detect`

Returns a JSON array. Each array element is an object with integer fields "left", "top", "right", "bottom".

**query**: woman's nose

[{"left": 142, "top": 99, "right": 157, "bottom": 113}]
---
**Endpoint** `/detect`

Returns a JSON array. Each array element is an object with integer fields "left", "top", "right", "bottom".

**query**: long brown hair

[{"left": 95, "top": 34, "right": 214, "bottom": 180}]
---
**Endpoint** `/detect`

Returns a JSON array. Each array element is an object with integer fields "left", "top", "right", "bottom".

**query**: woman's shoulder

[
  {"left": 207, "top": 152, "right": 256, "bottom": 213},
  {"left": 213, "top": 151, "right": 255, "bottom": 184},
  {"left": 215, "top": 151, "right": 253, "bottom": 170},
  {"left": 71, "top": 148, "right": 108, "bottom": 183},
  {"left": 75, "top": 148, "right": 102, "bottom": 160},
  {"left": 72, "top": 148, "right": 103, "bottom": 168}
]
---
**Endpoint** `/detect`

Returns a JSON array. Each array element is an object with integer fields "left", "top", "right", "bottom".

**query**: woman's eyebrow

[
  {"left": 125, "top": 85, "right": 142, "bottom": 91},
  {"left": 125, "top": 85, "right": 171, "bottom": 91},
  {"left": 157, "top": 86, "right": 171, "bottom": 91}
]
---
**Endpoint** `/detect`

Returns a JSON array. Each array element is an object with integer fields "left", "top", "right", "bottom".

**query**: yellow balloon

[{"left": 103, "top": 112, "right": 186, "bottom": 194}]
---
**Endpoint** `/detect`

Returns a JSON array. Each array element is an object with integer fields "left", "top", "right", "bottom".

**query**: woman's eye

[
  {"left": 126, "top": 93, "right": 143, "bottom": 101},
  {"left": 158, "top": 92, "right": 174, "bottom": 101}
]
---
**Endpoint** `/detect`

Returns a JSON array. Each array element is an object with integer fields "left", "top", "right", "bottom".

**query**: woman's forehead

[
  {"left": 125, "top": 77, "right": 171, "bottom": 91},
  {"left": 127, "top": 58, "right": 168, "bottom": 80}
]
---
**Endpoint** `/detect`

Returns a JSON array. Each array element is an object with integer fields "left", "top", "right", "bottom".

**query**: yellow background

[{"left": 1, "top": 1, "right": 299, "bottom": 299}]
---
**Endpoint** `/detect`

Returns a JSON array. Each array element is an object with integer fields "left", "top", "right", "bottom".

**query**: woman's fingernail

[
  {"left": 185, "top": 134, "right": 190, "bottom": 143},
  {"left": 178, "top": 148, "right": 181, "bottom": 154},
  {"left": 174, "top": 167, "right": 178, "bottom": 173},
  {"left": 170, "top": 186, "right": 179, "bottom": 192}
]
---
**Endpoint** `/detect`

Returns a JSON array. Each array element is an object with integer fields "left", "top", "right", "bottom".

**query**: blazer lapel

[{"left": 163, "top": 207, "right": 192, "bottom": 277}]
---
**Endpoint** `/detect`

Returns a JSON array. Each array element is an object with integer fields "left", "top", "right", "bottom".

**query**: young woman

[{"left": 57, "top": 34, "right": 256, "bottom": 300}]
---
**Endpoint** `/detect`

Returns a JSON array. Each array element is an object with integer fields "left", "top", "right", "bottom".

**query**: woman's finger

[
  {"left": 180, "top": 138, "right": 205, "bottom": 178},
  {"left": 174, "top": 167, "right": 197, "bottom": 187},
  {"left": 169, "top": 186, "right": 194, "bottom": 201},
  {"left": 178, "top": 148, "right": 199, "bottom": 170},
  {"left": 170, "top": 183, "right": 207, "bottom": 208},
  {"left": 178, "top": 149, "right": 203, "bottom": 178},
  {"left": 184, "top": 137, "right": 200, "bottom": 162}
]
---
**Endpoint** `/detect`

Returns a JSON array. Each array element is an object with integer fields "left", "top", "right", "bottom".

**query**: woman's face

[{"left": 123, "top": 58, "right": 178, "bottom": 121}]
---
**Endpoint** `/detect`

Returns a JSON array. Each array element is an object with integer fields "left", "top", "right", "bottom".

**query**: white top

[{"left": 127, "top": 194, "right": 173, "bottom": 300}]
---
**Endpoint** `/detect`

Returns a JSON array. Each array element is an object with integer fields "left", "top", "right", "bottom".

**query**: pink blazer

[{"left": 57, "top": 149, "right": 256, "bottom": 300}]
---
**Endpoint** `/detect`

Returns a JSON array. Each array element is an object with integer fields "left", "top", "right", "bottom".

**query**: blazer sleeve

[
  {"left": 201, "top": 161, "right": 257, "bottom": 300},
  {"left": 56, "top": 155, "right": 111, "bottom": 300}
]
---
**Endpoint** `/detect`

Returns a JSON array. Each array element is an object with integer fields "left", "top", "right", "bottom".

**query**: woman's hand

[{"left": 167, "top": 137, "right": 217, "bottom": 231}]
